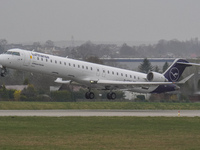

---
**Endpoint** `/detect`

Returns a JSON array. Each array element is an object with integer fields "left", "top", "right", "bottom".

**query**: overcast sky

[{"left": 0, "top": 0, "right": 200, "bottom": 43}]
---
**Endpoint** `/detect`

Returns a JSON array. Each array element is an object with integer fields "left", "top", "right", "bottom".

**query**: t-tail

[
  {"left": 151, "top": 59, "right": 193, "bottom": 93},
  {"left": 163, "top": 59, "right": 192, "bottom": 82}
]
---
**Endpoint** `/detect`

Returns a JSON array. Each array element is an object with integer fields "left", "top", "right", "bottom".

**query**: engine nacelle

[{"left": 147, "top": 71, "right": 168, "bottom": 82}]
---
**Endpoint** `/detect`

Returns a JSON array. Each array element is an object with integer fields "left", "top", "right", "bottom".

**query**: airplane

[{"left": 0, "top": 48, "right": 198, "bottom": 100}]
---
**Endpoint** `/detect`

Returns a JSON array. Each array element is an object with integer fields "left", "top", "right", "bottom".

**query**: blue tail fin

[{"left": 163, "top": 59, "right": 191, "bottom": 82}]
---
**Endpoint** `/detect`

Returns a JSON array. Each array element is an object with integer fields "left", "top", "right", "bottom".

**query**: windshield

[{"left": 5, "top": 51, "right": 20, "bottom": 56}]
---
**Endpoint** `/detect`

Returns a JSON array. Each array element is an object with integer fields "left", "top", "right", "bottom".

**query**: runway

[{"left": 0, "top": 110, "right": 200, "bottom": 117}]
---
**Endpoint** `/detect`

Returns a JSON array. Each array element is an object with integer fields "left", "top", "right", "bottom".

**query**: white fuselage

[{"left": 0, "top": 49, "right": 159, "bottom": 93}]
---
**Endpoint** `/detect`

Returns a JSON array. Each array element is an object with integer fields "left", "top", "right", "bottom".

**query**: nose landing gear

[{"left": 0, "top": 66, "right": 7, "bottom": 77}]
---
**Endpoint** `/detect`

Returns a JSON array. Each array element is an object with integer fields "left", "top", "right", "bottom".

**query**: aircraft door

[
  {"left": 96, "top": 68, "right": 100, "bottom": 76},
  {"left": 23, "top": 51, "right": 31, "bottom": 66}
]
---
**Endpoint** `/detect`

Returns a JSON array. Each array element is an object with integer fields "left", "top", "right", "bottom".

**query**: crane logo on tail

[{"left": 169, "top": 67, "right": 179, "bottom": 81}]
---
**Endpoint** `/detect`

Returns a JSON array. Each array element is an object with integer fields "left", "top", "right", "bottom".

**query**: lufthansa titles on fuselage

[{"left": 31, "top": 52, "right": 50, "bottom": 59}]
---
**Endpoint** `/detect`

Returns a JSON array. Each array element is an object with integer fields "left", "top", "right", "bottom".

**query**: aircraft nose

[
  {"left": 0, "top": 54, "right": 3, "bottom": 63},
  {"left": 0, "top": 53, "right": 7, "bottom": 65}
]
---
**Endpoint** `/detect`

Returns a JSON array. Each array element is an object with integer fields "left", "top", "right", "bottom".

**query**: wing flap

[{"left": 54, "top": 78, "right": 71, "bottom": 84}]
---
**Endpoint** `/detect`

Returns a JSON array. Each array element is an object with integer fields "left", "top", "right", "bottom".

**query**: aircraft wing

[
  {"left": 55, "top": 74, "right": 193, "bottom": 89},
  {"left": 94, "top": 74, "right": 194, "bottom": 86}
]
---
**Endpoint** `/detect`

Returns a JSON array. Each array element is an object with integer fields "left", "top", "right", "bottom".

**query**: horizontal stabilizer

[{"left": 177, "top": 62, "right": 200, "bottom": 67}]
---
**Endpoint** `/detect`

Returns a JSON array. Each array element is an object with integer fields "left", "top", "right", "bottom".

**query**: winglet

[{"left": 177, "top": 73, "right": 194, "bottom": 84}]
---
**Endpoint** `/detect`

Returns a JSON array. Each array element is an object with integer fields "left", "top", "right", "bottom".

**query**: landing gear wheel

[
  {"left": 110, "top": 92, "right": 116, "bottom": 100},
  {"left": 107, "top": 93, "right": 111, "bottom": 99},
  {"left": 107, "top": 92, "right": 116, "bottom": 100},
  {"left": 85, "top": 92, "right": 90, "bottom": 99},
  {"left": 89, "top": 92, "right": 95, "bottom": 99},
  {"left": 85, "top": 92, "right": 95, "bottom": 99}
]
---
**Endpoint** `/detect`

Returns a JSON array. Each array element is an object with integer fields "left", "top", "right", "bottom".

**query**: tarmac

[{"left": 0, "top": 109, "right": 200, "bottom": 117}]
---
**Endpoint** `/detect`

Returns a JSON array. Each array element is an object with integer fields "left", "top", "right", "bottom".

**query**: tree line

[
  {"left": 66, "top": 38, "right": 200, "bottom": 59},
  {"left": 0, "top": 84, "right": 125, "bottom": 102},
  {"left": 1, "top": 38, "right": 200, "bottom": 59}
]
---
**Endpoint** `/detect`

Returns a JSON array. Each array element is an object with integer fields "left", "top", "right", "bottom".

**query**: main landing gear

[
  {"left": 85, "top": 91, "right": 95, "bottom": 99},
  {"left": 107, "top": 92, "right": 116, "bottom": 100},
  {"left": 85, "top": 91, "right": 116, "bottom": 100}
]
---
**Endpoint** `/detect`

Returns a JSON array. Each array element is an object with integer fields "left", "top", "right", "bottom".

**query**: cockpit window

[
  {"left": 12, "top": 52, "right": 20, "bottom": 56},
  {"left": 5, "top": 51, "right": 20, "bottom": 56},
  {"left": 6, "top": 51, "right": 12, "bottom": 54}
]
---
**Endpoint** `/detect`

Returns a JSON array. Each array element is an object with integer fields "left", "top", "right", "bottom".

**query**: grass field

[
  {"left": 1, "top": 101, "right": 200, "bottom": 110},
  {"left": 0, "top": 116, "right": 200, "bottom": 150}
]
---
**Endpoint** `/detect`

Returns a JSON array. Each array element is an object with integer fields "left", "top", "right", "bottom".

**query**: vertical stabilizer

[{"left": 163, "top": 59, "right": 191, "bottom": 82}]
